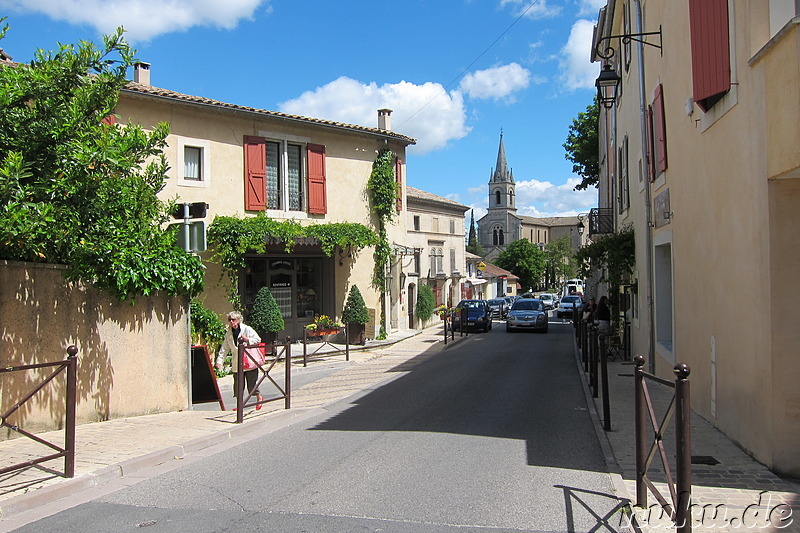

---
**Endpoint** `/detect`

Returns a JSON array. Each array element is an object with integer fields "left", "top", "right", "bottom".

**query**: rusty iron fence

[
  {"left": 0, "top": 346, "right": 79, "bottom": 478},
  {"left": 302, "top": 326, "right": 350, "bottom": 367},
  {"left": 634, "top": 355, "right": 692, "bottom": 532},
  {"left": 235, "top": 340, "right": 291, "bottom": 423}
]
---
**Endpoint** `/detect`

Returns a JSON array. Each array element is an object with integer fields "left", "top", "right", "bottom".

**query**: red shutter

[
  {"left": 689, "top": 0, "right": 730, "bottom": 111},
  {"left": 395, "top": 157, "right": 403, "bottom": 212},
  {"left": 244, "top": 136, "right": 266, "bottom": 211},
  {"left": 645, "top": 105, "right": 655, "bottom": 182},
  {"left": 101, "top": 114, "right": 116, "bottom": 125},
  {"left": 307, "top": 144, "right": 327, "bottom": 214},
  {"left": 652, "top": 84, "right": 667, "bottom": 174}
]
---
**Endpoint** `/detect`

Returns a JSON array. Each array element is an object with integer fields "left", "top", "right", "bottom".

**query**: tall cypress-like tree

[{"left": 466, "top": 210, "right": 485, "bottom": 256}]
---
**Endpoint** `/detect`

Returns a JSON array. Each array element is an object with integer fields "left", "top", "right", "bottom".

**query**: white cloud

[
  {"left": 513, "top": 176, "right": 597, "bottom": 216},
  {"left": 501, "top": 0, "right": 561, "bottom": 19},
  {"left": 464, "top": 176, "right": 597, "bottom": 219},
  {"left": 0, "top": 0, "right": 269, "bottom": 42},
  {"left": 557, "top": 19, "right": 599, "bottom": 91},
  {"left": 576, "top": 0, "right": 607, "bottom": 17},
  {"left": 279, "top": 76, "right": 470, "bottom": 155},
  {"left": 459, "top": 63, "right": 531, "bottom": 101}
]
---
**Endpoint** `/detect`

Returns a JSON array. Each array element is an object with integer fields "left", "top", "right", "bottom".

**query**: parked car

[
  {"left": 538, "top": 293, "right": 556, "bottom": 310},
  {"left": 452, "top": 299, "right": 493, "bottom": 332},
  {"left": 503, "top": 296, "right": 515, "bottom": 310},
  {"left": 506, "top": 298, "right": 548, "bottom": 333},
  {"left": 487, "top": 298, "right": 507, "bottom": 319},
  {"left": 557, "top": 294, "right": 584, "bottom": 318}
]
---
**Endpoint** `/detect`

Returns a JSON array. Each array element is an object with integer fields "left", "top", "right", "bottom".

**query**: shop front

[{"left": 242, "top": 250, "right": 335, "bottom": 340}]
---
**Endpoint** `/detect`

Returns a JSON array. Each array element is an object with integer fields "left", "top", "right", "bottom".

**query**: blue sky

[{"left": 0, "top": 0, "right": 603, "bottom": 220}]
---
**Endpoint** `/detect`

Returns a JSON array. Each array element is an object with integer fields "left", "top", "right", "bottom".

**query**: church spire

[{"left": 492, "top": 131, "right": 513, "bottom": 183}]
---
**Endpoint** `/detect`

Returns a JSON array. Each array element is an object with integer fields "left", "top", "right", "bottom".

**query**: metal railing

[
  {"left": 302, "top": 326, "right": 350, "bottom": 367},
  {"left": 235, "top": 341, "right": 291, "bottom": 423},
  {"left": 634, "top": 355, "right": 692, "bottom": 532},
  {"left": 0, "top": 346, "right": 79, "bottom": 478}
]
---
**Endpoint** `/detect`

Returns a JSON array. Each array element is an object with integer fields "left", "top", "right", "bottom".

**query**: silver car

[{"left": 506, "top": 298, "right": 548, "bottom": 333}]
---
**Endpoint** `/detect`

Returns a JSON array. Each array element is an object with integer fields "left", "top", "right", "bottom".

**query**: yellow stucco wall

[
  {"left": 0, "top": 261, "right": 189, "bottom": 438},
  {"left": 604, "top": 1, "right": 800, "bottom": 475}
]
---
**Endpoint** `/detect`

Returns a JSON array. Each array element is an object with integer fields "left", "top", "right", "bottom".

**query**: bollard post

[
  {"left": 65, "top": 345, "right": 79, "bottom": 478},
  {"left": 634, "top": 355, "right": 647, "bottom": 508},
  {"left": 236, "top": 344, "right": 245, "bottom": 423},
  {"left": 443, "top": 315, "right": 448, "bottom": 345},
  {"left": 591, "top": 325, "right": 597, "bottom": 397},
  {"left": 599, "top": 335, "right": 611, "bottom": 431},
  {"left": 303, "top": 327, "right": 309, "bottom": 367},
  {"left": 581, "top": 319, "right": 589, "bottom": 371},
  {"left": 285, "top": 340, "right": 292, "bottom": 410},
  {"left": 345, "top": 325, "right": 350, "bottom": 361},
  {"left": 675, "top": 363, "right": 692, "bottom": 533}
]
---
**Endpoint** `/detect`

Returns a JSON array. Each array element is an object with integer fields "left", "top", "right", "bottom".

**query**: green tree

[
  {"left": 342, "top": 284, "right": 369, "bottom": 325},
  {"left": 0, "top": 22, "right": 203, "bottom": 300},
  {"left": 563, "top": 97, "right": 599, "bottom": 191},
  {"left": 249, "top": 286, "right": 284, "bottom": 340},
  {"left": 495, "top": 239, "right": 546, "bottom": 292},
  {"left": 465, "top": 209, "right": 484, "bottom": 256},
  {"left": 415, "top": 284, "right": 436, "bottom": 323},
  {"left": 543, "top": 235, "right": 575, "bottom": 288}
]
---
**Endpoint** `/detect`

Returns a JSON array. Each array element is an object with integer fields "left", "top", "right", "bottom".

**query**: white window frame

[
  {"left": 176, "top": 137, "right": 211, "bottom": 188},
  {"left": 258, "top": 130, "right": 311, "bottom": 219}
]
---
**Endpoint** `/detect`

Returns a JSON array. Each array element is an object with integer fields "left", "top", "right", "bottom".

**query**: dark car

[
  {"left": 506, "top": 298, "right": 548, "bottom": 333},
  {"left": 487, "top": 298, "right": 507, "bottom": 319},
  {"left": 452, "top": 299, "right": 493, "bottom": 332}
]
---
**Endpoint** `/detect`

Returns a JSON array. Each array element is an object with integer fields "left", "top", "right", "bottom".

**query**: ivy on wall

[
  {"left": 366, "top": 148, "right": 398, "bottom": 339},
  {"left": 207, "top": 214, "right": 377, "bottom": 308}
]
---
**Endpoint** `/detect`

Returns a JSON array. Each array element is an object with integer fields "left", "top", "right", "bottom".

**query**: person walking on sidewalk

[
  {"left": 595, "top": 296, "right": 611, "bottom": 335},
  {"left": 216, "top": 311, "right": 264, "bottom": 410}
]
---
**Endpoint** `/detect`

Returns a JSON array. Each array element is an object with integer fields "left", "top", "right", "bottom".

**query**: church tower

[{"left": 477, "top": 132, "right": 522, "bottom": 258}]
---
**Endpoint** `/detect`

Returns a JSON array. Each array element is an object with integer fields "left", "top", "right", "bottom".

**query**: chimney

[
  {"left": 133, "top": 62, "right": 151, "bottom": 86},
  {"left": 378, "top": 108, "right": 392, "bottom": 131}
]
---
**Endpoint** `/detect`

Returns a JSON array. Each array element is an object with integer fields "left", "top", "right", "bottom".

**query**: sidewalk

[
  {"left": 0, "top": 325, "right": 469, "bottom": 527},
  {"left": 574, "top": 328, "right": 800, "bottom": 532}
]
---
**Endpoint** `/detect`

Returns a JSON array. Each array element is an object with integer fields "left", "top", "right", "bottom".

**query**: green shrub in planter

[
  {"left": 415, "top": 284, "right": 436, "bottom": 323},
  {"left": 249, "top": 286, "right": 285, "bottom": 342},
  {"left": 342, "top": 285, "right": 369, "bottom": 344}
]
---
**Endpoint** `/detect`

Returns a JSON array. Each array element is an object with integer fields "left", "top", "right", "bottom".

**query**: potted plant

[
  {"left": 305, "top": 315, "right": 344, "bottom": 338},
  {"left": 342, "top": 285, "right": 369, "bottom": 344},
  {"left": 249, "top": 286, "right": 285, "bottom": 344}
]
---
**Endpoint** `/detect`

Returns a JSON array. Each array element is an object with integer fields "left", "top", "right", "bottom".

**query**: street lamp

[
  {"left": 577, "top": 218, "right": 586, "bottom": 236},
  {"left": 596, "top": 64, "right": 621, "bottom": 109}
]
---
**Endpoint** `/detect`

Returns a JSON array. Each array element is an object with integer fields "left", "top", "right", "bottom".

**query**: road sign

[
  {"left": 177, "top": 220, "right": 207, "bottom": 253},
  {"left": 477, "top": 261, "right": 486, "bottom": 271},
  {"left": 171, "top": 202, "right": 208, "bottom": 220}
]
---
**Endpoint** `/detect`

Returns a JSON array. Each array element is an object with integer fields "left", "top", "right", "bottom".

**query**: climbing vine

[
  {"left": 207, "top": 214, "right": 377, "bottom": 308},
  {"left": 575, "top": 225, "right": 635, "bottom": 319},
  {"left": 366, "top": 149, "right": 398, "bottom": 339},
  {"left": 367, "top": 149, "right": 398, "bottom": 291}
]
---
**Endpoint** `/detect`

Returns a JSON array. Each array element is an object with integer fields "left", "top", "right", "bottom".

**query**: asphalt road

[{"left": 13, "top": 318, "right": 630, "bottom": 533}]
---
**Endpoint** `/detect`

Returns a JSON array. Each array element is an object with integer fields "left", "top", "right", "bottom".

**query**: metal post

[
  {"left": 451, "top": 312, "right": 455, "bottom": 340},
  {"left": 581, "top": 319, "right": 589, "bottom": 371},
  {"left": 624, "top": 319, "right": 631, "bottom": 361},
  {"left": 675, "top": 363, "right": 692, "bottom": 533},
  {"left": 65, "top": 345, "right": 78, "bottom": 478},
  {"left": 599, "top": 335, "right": 611, "bottom": 431},
  {"left": 634, "top": 355, "right": 647, "bottom": 508},
  {"left": 235, "top": 344, "right": 244, "bottom": 423},
  {"left": 285, "top": 341, "right": 292, "bottom": 410},
  {"left": 345, "top": 325, "right": 350, "bottom": 361},
  {"left": 303, "top": 328, "right": 308, "bottom": 367},
  {"left": 443, "top": 315, "right": 448, "bottom": 345},
  {"left": 589, "top": 324, "right": 598, "bottom": 398}
]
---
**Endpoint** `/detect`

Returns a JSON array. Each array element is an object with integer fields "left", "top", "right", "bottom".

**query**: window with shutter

[
  {"left": 244, "top": 136, "right": 266, "bottom": 211},
  {"left": 689, "top": 0, "right": 731, "bottom": 112},
  {"left": 307, "top": 143, "right": 327, "bottom": 214},
  {"left": 652, "top": 84, "right": 667, "bottom": 174},
  {"left": 645, "top": 105, "right": 655, "bottom": 182}
]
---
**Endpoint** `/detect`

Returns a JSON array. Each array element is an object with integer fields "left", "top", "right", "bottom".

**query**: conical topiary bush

[
  {"left": 342, "top": 285, "right": 369, "bottom": 344},
  {"left": 249, "top": 286, "right": 284, "bottom": 343}
]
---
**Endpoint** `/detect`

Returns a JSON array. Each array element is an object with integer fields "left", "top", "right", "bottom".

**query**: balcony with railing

[{"left": 588, "top": 208, "right": 614, "bottom": 236}]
